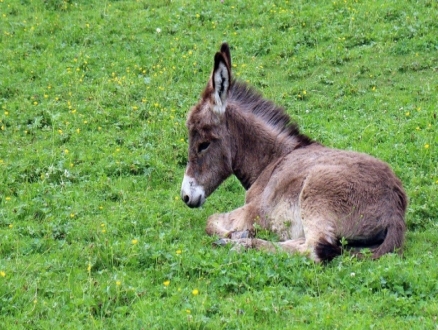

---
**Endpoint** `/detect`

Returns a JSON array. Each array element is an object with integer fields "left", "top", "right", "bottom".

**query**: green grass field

[{"left": 1, "top": 0, "right": 437, "bottom": 328}]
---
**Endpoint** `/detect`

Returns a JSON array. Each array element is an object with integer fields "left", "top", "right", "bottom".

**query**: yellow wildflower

[
  {"left": 163, "top": 280, "right": 170, "bottom": 287},
  {"left": 192, "top": 289, "right": 199, "bottom": 296}
]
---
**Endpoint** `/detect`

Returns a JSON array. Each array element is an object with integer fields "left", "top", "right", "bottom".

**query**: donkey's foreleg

[{"left": 206, "top": 205, "right": 256, "bottom": 238}]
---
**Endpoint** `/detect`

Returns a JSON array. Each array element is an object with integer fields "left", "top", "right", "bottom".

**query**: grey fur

[{"left": 181, "top": 43, "right": 407, "bottom": 262}]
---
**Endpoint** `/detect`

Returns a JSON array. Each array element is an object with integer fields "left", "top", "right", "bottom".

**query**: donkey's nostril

[{"left": 183, "top": 195, "right": 190, "bottom": 204}]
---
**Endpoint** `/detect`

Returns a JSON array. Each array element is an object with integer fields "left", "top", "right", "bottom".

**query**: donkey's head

[{"left": 181, "top": 43, "right": 233, "bottom": 208}]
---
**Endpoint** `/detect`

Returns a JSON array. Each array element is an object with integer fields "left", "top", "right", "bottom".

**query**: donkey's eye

[{"left": 198, "top": 142, "right": 210, "bottom": 153}]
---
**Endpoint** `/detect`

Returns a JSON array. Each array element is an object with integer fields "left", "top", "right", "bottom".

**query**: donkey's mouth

[{"left": 187, "top": 196, "right": 204, "bottom": 208}]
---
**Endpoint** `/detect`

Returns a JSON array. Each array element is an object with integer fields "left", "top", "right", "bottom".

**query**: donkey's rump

[{"left": 274, "top": 146, "right": 406, "bottom": 259}]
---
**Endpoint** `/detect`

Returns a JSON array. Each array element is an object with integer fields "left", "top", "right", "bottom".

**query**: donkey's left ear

[{"left": 212, "top": 50, "right": 231, "bottom": 116}]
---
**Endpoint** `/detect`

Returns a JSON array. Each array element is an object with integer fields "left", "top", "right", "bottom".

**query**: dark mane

[{"left": 229, "top": 80, "right": 314, "bottom": 147}]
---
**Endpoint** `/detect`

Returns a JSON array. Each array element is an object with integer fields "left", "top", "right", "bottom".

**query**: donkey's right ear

[
  {"left": 220, "top": 42, "right": 231, "bottom": 68},
  {"left": 211, "top": 51, "right": 230, "bottom": 116}
]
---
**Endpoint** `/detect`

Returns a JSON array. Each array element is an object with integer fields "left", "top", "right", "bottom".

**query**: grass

[{"left": 0, "top": 0, "right": 437, "bottom": 328}]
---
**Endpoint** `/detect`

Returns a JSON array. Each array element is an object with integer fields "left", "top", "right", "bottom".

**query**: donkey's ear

[
  {"left": 212, "top": 51, "right": 230, "bottom": 115},
  {"left": 220, "top": 42, "right": 231, "bottom": 68}
]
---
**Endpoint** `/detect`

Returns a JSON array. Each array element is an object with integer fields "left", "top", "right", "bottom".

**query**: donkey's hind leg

[
  {"left": 236, "top": 238, "right": 325, "bottom": 262},
  {"left": 218, "top": 237, "right": 308, "bottom": 255},
  {"left": 214, "top": 238, "right": 279, "bottom": 252}
]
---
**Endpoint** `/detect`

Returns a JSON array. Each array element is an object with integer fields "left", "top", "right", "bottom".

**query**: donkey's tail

[
  {"left": 370, "top": 217, "right": 406, "bottom": 259},
  {"left": 372, "top": 183, "right": 407, "bottom": 259},
  {"left": 315, "top": 216, "right": 406, "bottom": 262},
  {"left": 314, "top": 239, "right": 342, "bottom": 263}
]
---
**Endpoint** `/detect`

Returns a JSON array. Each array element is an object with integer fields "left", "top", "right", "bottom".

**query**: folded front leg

[{"left": 205, "top": 204, "right": 257, "bottom": 238}]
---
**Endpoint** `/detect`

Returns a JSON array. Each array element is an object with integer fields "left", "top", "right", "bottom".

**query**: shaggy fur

[{"left": 180, "top": 43, "right": 407, "bottom": 262}]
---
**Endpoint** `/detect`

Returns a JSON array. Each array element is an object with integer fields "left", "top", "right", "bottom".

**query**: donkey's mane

[{"left": 229, "top": 80, "right": 314, "bottom": 147}]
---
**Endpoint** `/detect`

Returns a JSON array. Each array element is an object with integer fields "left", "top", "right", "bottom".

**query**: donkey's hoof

[
  {"left": 230, "top": 230, "right": 250, "bottom": 239},
  {"left": 213, "top": 238, "right": 230, "bottom": 247}
]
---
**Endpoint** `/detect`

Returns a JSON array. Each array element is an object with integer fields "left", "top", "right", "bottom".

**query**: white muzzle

[{"left": 181, "top": 175, "right": 206, "bottom": 208}]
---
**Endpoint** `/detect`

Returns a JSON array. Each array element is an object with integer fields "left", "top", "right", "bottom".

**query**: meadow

[{"left": 0, "top": 0, "right": 437, "bottom": 328}]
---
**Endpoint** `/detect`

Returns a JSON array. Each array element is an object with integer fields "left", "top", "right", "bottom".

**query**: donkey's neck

[{"left": 226, "top": 106, "right": 303, "bottom": 190}]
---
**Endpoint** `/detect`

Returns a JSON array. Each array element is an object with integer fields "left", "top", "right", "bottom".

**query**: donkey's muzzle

[{"left": 181, "top": 175, "right": 206, "bottom": 208}]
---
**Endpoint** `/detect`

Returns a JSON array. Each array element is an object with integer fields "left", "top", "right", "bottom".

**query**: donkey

[{"left": 180, "top": 43, "right": 407, "bottom": 262}]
